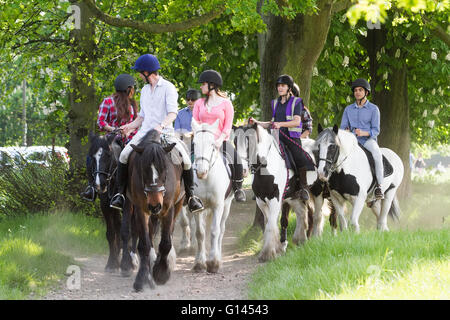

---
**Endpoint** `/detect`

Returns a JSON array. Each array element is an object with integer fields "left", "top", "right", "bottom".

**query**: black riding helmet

[
  {"left": 276, "top": 74, "right": 294, "bottom": 90},
  {"left": 186, "top": 89, "right": 201, "bottom": 101},
  {"left": 114, "top": 74, "right": 136, "bottom": 92},
  {"left": 198, "top": 70, "right": 223, "bottom": 87},
  {"left": 351, "top": 78, "right": 371, "bottom": 94}
]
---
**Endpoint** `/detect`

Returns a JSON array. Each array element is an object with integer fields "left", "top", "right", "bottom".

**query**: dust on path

[{"left": 44, "top": 190, "right": 260, "bottom": 300}]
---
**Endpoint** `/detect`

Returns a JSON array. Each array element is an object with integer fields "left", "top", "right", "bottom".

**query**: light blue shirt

[
  {"left": 340, "top": 100, "right": 380, "bottom": 144},
  {"left": 139, "top": 76, "right": 178, "bottom": 135},
  {"left": 174, "top": 107, "right": 193, "bottom": 133}
]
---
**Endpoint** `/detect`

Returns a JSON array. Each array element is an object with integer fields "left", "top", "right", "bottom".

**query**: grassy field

[
  {"left": 0, "top": 212, "right": 106, "bottom": 299},
  {"left": 245, "top": 175, "right": 450, "bottom": 300}
]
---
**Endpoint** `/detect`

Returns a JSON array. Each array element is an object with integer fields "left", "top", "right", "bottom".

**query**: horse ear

[
  {"left": 130, "top": 144, "right": 144, "bottom": 153},
  {"left": 191, "top": 118, "right": 201, "bottom": 133},
  {"left": 163, "top": 143, "right": 176, "bottom": 153},
  {"left": 318, "top": 123, "right": 323, "bottom": 134},
  {"left": 333, "top": 124, "right": 339, "bottom": 135}
]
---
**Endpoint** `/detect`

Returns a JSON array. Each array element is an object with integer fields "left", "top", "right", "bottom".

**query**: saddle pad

[{"left": 359, "top": 143, "right": 393, "bottom": 178}]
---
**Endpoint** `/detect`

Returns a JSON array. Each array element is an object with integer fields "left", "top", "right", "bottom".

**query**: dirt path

[{"left": 44, "top": 190, "right": 260, "bottom": 300}]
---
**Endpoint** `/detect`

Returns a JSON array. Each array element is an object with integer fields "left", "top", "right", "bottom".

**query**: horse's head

[
  {"left": 233, "top": 124, "right": 258, "bottom": 177},
  {"left": 131, "top": 131, "right": 175, "bottom": 215},
  {"left": 191, "top": 118, "right": 220, "bottom": 179},
  {"left": 315, "top": 124, "right": 340, "bottom": 182},
  {"left": 315, "top": 124, "right": 357, "bottom": 181},
  {"left": 88, "top": 133, "right": 119, "bottom": 194}
]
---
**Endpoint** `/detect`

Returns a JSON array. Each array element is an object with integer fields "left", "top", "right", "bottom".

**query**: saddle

[{"left": 358, "top": 143, "right": 393, "bottom": 179}]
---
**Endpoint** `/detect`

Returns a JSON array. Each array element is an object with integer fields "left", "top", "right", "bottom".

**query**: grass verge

[
  {"left": 247, "top": 228, "right": 449, "bottom": 299},
  {"left": 0, "top": 212, "right": 106, "bottom": 299}
]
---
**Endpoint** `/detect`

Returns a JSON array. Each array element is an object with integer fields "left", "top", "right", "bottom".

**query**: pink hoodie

[{"left": 192, "top": 97, "right": 234, "bottom": 141}]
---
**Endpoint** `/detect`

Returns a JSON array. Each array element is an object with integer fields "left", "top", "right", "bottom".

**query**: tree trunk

[
  {"left": 253, "top": 0, "right": 334, "bottom": 226},
  {"left": 68, "top": 1, "right": 97, "bottom": 172},
  {"left": 258, "top": 0, "right": 334, "bottom": 120},
  {"left": 365, "top": 27, "right": 412, "bottom": 200}
]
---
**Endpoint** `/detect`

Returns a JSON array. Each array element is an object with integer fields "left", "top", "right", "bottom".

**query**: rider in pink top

[
  {"left": 193, "top": 70, "right": 246, "bottom": 202},
  {"left": 192, "top": 98, "right": 233, "bottom": 141}
]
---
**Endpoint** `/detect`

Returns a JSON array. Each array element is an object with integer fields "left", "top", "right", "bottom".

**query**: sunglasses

[{"left": 186, "top": 98, "right": 196, "bottom": 102}]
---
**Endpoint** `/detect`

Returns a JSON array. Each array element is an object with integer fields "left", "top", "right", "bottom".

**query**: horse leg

[
  {"left": 349, "top": 195, "right": 366, "bottom": 233},
  {"left": 101, "top": 195, "right": 120, "bottom": 272},
  {"left": 311, "top": 195, "right": 325, "bottom": 237},
  {"left": 257, "top": 198, "right": 282, "bottom": 262},
  {"left": 153, "top": 207, "right": 176, "bottom": 285},
  {"left": 192, "top": 210, "right": 206, "bottom": 272},
  {"left": 280, "top": 202, "right": 290, "bottom": 252},
  {"left": 378, "top": 190, "right": 396, "bottom": 231},
  {"left": 178, "top": 205, "right": 191, "bottom": 254},
  {"left": 207, "top": 202, "right": 225, "bottom": 273},
  {"left": 217, "top": 198, "right": 232, "bottom": 261},
  {"left": 133, "top": 208, "right": 155, "bottom": 292},
  {"left": 331, "top": 196, "right": 347, "bottom": 232},
  {"left": 292, "top": 200, "right": 308, "bottom": 245},
  {"left": 130, "top": 207, "right": 139, "bottom": 269},
  {"left": 120, "top": 199, "right": 134, "bottom": 277}
]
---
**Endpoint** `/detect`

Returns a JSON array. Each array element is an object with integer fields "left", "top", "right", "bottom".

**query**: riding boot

[
  {"left": 296, "top": 168, "right": 310, "bottom": 201},
  {"left": 374, "top": 184, "right": 384, "bottom": 200},
  {"left": 80, "top": 155, "right": 96, "bottom": 202},
  {"left": 182, "top": 168, "right": 204, "bottom": 213},
  {"left": 230, "top": 163, "right": 246, "bottom": 202},
  {"left": 110, "top": 162, "right": 128, "bottom": 211}
]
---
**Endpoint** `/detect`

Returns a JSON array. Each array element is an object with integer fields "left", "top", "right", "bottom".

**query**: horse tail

[
  {"left": 327, "top": 199, "right": 338, "bottom": 230},
  {"left": 388, "top": 195, "right": 401, "bottom": 221}
]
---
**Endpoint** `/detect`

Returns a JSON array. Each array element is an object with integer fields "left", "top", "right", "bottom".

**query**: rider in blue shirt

[
  {"left": 340, "top": 78, "right": 384, "bottom": 199},
  {"left": 174, "top": 89, "right": 201, "bottom": 134}
]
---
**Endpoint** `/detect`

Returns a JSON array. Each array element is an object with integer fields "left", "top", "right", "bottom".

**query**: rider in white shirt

[{"left": 110, "top": 54, "right": 204, "bottom": 213}]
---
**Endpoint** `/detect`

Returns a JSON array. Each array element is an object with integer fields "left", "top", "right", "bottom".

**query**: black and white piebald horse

[
  {"left": 315, "top": 124, "right": 404, "bottom": 232},
  {"left": 234, "top": 123, "right": 320, "bottom": 261}
]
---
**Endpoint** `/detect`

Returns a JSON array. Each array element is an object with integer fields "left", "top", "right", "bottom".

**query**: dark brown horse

[
  {"left": 87, "top": 133, "right": 138, "bottom": 275},
  {"left": 127, "top": 130, "right": 185, "bottom": 291}
]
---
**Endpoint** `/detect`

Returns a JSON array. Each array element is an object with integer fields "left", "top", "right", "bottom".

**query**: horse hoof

[
  {"left": 133, "top": 281, "right": 144, "bottom": 292},
  {"left": 105, "top": 266, "right": 119, "bottom": 273},
  {"left": 206, "top": 260, "right": 220, "bottom": 273},
  {"left": 121, "top": 269, "right": 133, "bottom": 278},
  {"left": 192, "top": 263, "right": 206, "bottom": 273},
  {"left": 153, "top": 263, "right": 170, "bottom": 285},
  {"left": 258, "top": 249, "right": 277, "bottom": 262}
]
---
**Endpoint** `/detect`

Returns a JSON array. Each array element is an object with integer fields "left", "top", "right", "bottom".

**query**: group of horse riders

[{"left": 80, "top": 53, "right": 385, "bottom": 212}]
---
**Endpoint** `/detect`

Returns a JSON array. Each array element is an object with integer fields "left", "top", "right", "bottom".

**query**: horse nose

[
  {"left": 148, "top": 203, "right": 162, "bottom": 215},
  {"left": 196, "top": 170, "right": 208, "bottom": 180}
]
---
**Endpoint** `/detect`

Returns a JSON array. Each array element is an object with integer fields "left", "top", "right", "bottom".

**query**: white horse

[
  {"left": 315, "top": 125, "right": 404, "bottom": 232},
  {"left": 190, "top": 119, "right": 234, "bottom": 273},
  {"left": 234, "top": 123, "right": 321, "bottom": 261}
]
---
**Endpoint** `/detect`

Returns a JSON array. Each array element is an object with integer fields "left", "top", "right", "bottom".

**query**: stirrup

[
  {"left": 81, "top": 186, "right": 96, "bottom": 202},
  {"left": 110, "top": 193, "right": 125, "bottom": 210},
  {"left": 188, "top": 196, "right": 204, "bottom": 214},
  {"left": 234, "top": 189, "right": 246, "bottom": 202}
]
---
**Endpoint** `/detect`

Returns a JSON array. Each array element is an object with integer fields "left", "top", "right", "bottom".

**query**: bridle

[{"left": 194, "top": 129, "right": 219, "bottom": 169}]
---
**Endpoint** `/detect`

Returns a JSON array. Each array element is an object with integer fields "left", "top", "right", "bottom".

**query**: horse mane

[
  {"left": 137, "top": 130, "right": 167, "bottom": 175},
  {"left": 336, "top": 129, "right": 358, "bottom": 157}
]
